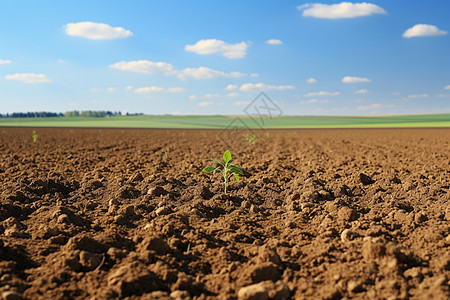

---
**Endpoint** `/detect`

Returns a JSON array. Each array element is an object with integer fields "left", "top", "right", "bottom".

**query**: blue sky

[{"left": 0, "top": 0, "right": 449, "bottom": 115}]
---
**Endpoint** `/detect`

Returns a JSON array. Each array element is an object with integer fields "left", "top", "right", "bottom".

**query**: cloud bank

[
  {"left": 403, "top": 24, "right": 447, "bottom": 38},
  {"left": 65, "top": 22, "right": 133, "bottom": 40},
  {"left": 109, "top": 60, "right": 245, "bottom": 80},
  {"left": 5, "top": 73, "right": 52, "bottom": 83},
  {"left": 298, "top": 2, "right": 386, "bottom": 19},
  {"left": 185, "top": 39, "right": 249, "bottom": 59}
]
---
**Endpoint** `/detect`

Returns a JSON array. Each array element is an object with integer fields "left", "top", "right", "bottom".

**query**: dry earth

[{"left": 0, "top": 127, "right": 449, "bottom": 299}]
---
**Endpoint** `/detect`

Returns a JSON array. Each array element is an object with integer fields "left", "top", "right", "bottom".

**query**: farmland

[{"left": 0, "top": 127, "right": 449, "bottom": 299}]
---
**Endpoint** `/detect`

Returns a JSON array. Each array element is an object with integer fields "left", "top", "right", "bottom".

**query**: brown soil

[{"left": 0, "top": 127, "right": 449, "bottom": 300}]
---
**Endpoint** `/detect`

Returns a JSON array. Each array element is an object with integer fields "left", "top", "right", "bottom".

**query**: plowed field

[{"left": 0, "top": 128, "right": 449, "bottom": 299}]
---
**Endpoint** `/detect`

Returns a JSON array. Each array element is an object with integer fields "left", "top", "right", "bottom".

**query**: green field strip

[{"left": 0, "top": 114, "right": 449, "bottom": 129}]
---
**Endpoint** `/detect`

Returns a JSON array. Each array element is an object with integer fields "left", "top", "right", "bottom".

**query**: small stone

[
  {"left": 347, "top": 280, "right": 364, "bottom": 293},
  {"left": 359, "top": 173, "right": 374, "bottom": 185},
  {"left": 1, "top": 291, "right": 22, "bottom": 300},
  {"left": 238, "top": 283, "right": 269, "bottom": 300},
  {"left": 79, "top": 250, "right": 101, "bottom": 271},
  {"left": 155, "top": 206, "right": 171, "bottom": 216},
  {"left": 170, "top": 290, "right": 190, "bottom": 300}
]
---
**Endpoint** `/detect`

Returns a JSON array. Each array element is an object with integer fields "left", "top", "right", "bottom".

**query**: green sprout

[
  {"left": 243, "top": 133, "right": 258, "bottom": 144},
  {"left": 186, "top": 243, "right": 191, "bottom": 253},
  {"left": 202, "top": 150, "right": 243, "bottom": 195},
  {"left": 32, "top": 131, "right": 39, "bottom": 143}
]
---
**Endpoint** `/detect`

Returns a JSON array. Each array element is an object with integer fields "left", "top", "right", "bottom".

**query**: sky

[{"left": 0, "top": 0, "right": 449, "bottom": 116}]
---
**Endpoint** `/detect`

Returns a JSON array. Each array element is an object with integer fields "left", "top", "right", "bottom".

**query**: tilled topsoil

[{"left": 0, "top": 127, "right": 449, "bottom": 300}]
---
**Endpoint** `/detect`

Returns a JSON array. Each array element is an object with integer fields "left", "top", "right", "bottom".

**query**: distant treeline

[
  {"left": 0, "top": 111, "right": 143, "bottom": 118},
  {"left": 64, "top": 110, "right": 123, "bottom": 118},
  {"left": 0, "top": 112, "right": 64, "bottom": 118}
]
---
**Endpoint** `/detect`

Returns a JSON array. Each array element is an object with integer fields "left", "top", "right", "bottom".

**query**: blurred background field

[{"left": 0, "top": 113, "right": 449, "bottom": 129}]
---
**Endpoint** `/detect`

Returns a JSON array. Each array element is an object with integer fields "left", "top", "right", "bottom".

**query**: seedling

[
  {"left": 186, "top": 243, "right": 191, "bottom": 253},
  {"left": 243, "top": 133, "right": 258, "bottom": 144},
  {"left": 202, "top": 150, "right": 243, "bottom": 195},
  {"left": 32, "top": 131, "right": 38, "bottom": 143}
]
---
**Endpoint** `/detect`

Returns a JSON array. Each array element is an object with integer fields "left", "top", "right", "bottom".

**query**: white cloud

[
  {"left": 189, "top": 95, "right": 197, "bottom": 100},
  {"left": 110, "top": 60, "right": 244, "bottom": 80},
  {"left": 125, "top": 85, "right": 134, "bottom": 90},
  {"left": 225, "top": 84, "right": 238, "bottom": 91},
  {"left": 177, "top": 67, "right": 244, "bottom": 80},
  {"left": 266, "top": 39, "right": 283, "bottom": 45},
  {"left": 65, "top": 22, "right": 133, "bottom": 40},
  {"left": 403, "top": 24, "right": 447, "bottom": 38},
  {"left": 198, "top": 101, "right": 213, "bottom": 107},
  {"left": 234, "top": 101, "right": 250, "bottom": 106},
  {"left": 239, "top": 83, "right": 295, "bottom": 92},
  {"left": 135, "top": 86, "right": 184, "bottom": 94},
  {"left": 302, "top": 99, "right": 329, "bottom": 104},
  {"left": 298, "top": 2, "right": 386, "bottom": 19},
  {"left": 306, "top": 78, "right": 317, "bottom": 84},
  {"left": 5, "top": 73, "right": 51, "bottom": 83},
  {"left": 227, "top": 92, "right": 240, "bottom": 98},
  {"left": 305, "top": 91, "right": 339, "bottom": 97},
  {"left": 407, "top": 93, "right": 429, "bottom": 99},
  {"left": 135, "top": 86, "right": 164, "bottom": 94},
  {"left": 185, "top": 39, "right": 249, "bottom": 59},
  {"left": 444, "top": 85, "right": 450, "bottom": 90},
  {"left": 392, "top": 91, "right": 400, "bottom": 95},
  {"left": 342, "top": 76, "right": 371, "bottom": 83},
  {"left": 250, "top": 73, "right": 259, "bottom": 77},
  {"left": 106, "top": 87, "right": 116, "bottom": 92},
  {"left": 0, "top": 59, "right": 12, "bottom": 65},
  {"left": 110, "top": 60, "right": 175, "bottom": 75},
  {"left": 355, "top": 89, "right": 369, "bottom": 94}
]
